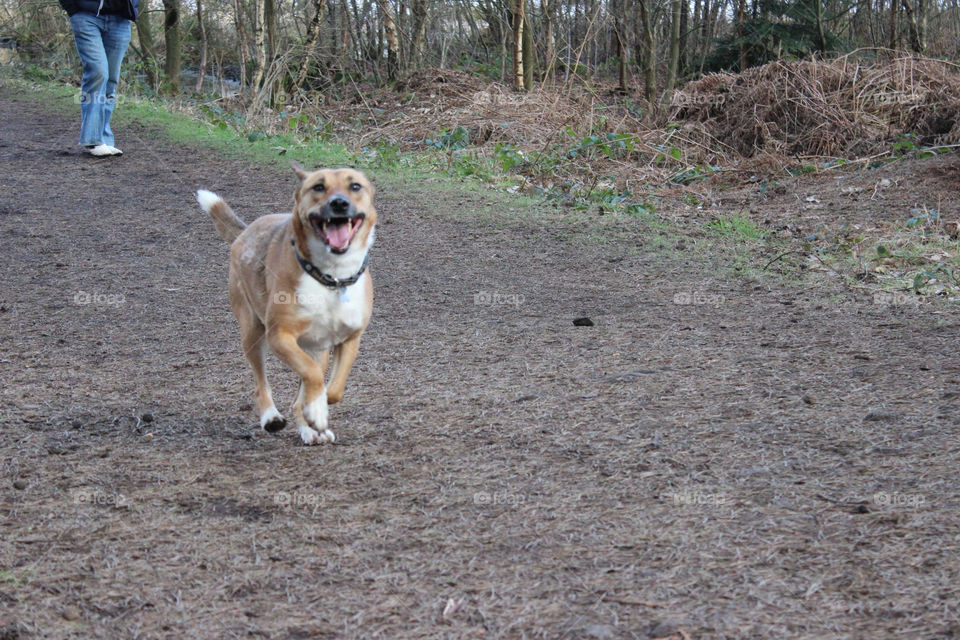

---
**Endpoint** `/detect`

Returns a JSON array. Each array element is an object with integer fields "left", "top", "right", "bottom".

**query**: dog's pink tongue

[{"left": 324, "top": 223, "right": 352, "bottom": 249}]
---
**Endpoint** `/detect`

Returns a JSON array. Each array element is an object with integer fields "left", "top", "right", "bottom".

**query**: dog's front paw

[
  {"left": 299, "top": 425, "right": 336, "bottom": 445},
  {"left": 302, "top": 391, "right": 328, "bottom": 429},
  {"left": 299, "top": 391, "right": 334, "bottom": 445}
]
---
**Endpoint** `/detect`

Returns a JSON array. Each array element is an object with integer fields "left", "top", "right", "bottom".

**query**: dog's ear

[{"left": 291, "top": 161, "right": 308, "bottom": 181}]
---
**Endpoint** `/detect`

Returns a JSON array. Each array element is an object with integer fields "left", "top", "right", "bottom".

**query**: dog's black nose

[{"left": 329, "top": 196, "right": 350, "bottom": 214}]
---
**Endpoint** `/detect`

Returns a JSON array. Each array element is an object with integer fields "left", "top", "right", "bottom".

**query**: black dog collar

[{"left": 291, "top": 238, "right": 369, "bottom": 290}]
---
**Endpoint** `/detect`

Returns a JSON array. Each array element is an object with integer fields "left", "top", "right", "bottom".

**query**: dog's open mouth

[{"left": 310, "top": 213, "right": 364, "bottom": 254}]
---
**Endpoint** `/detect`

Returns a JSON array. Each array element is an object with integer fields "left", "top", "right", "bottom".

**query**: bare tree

[
  {"left": 295, "top": 0, "right": 328, "bottom": 91},
  {"left": 512, "top": 0, "right": 525, "bottom": 91},
  {"left": 612, "top": 0, "right": 629, "bottom": 93},
  {"left": 636, "top": 0, "right": 657, "bottom": 101},
  {"left": 522, "top": 0, "right": 534, "bottom": 90},
  {"left": 265, "top": 0, "right": 277, "bottom": 60},
  {"left": 665, "top": 0, "right": 682, "bottom": 92},
  {"left": 232, "top": 0, "right": 250, "bottom": 89},
  {"left": 736, "top": 0, "right": 747, "bottom": 69},
  {"left": 195, "top": 0, "right": 207, "bottom": 92},
  {"left": 377, "top": 0, "right": 400, "bottom": 80},
  {"left": 542, "top": 0, "right": 557, "bottom": 83},
  {"left": 250, "top": 0, "right": 268, "bottom": 94},
  {"left": 889, "top": 0, "right": 900, "bottom": 49},
  {"left": 162, "top": 0, "right": 180, "bottom": 94},
  {"left": 135, "top": 0, "right": 159, "bottom": 89},
  {"left": 902, "top": 0, "right": 926, "bottom": 51},
  {"left": 410, "top": 0, "right": 428, "bottom": 67}
]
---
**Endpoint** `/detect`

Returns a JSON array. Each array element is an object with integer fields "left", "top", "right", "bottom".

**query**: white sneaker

[{"left": 89, "top": 144, "right": 123, "bottom": 157}]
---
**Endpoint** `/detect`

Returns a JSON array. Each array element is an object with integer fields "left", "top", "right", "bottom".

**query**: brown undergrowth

[{"left": 187, "top": 54, "right": 958, "bottom": 217}]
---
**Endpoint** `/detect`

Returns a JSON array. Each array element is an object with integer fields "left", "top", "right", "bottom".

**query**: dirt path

[{"left": 1, "top": 87, "right": 959, "bottom": 639}]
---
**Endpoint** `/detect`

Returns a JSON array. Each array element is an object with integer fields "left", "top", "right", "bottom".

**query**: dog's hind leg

[{"left": 234, "top": 295, "right": 286, "bottom": 432}]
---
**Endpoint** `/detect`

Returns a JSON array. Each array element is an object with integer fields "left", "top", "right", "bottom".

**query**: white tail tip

[{"left": 196, "top": 189, "right": 222, "bottom": 213}]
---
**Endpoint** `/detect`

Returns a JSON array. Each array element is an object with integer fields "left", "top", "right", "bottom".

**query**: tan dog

[{"left": 196, "top": 164, "right": 376, "bottom": 445}]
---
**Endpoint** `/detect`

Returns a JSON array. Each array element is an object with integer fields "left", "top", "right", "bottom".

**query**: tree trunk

[
  {"left": 295, "top": 0, "right": 328, "bottom": 90},
  {"left": 679, "top": 0, "right": 689, "bottom": 75},
  {"left": 195, "top": 0, "right": 207, "bottom": 92},
  {"left": 902, "top": 0, "right": 926, "bottom": 51},
  {"left": 250, "top": 0, "right": 267, "bottom": 95},
  {"left": 232, "top": 0, "right": 249, "bottom": 90},
  {"left": 340, "top": 1, "right": 351, "bottom": 73},
  {"left": 162, "top": 0, "right": 180, "bottom": 94},
  {"left": 521, "top": 0, "right": 534, "bottom": 90},
  {"left": 377, "top": 0, "right": 400, "bottom": 80},
  {"left": 702, "top": 0, "right": 722, "bottom": 73},
  {"left": 135, "top": 0, "right": 158, "bottom": 90},
  {"left": 889, "top": 0, "right": 899, "bottom": 49},
  {"left": 736, "top": 0, "right": 748, "bottom": 70},
  {"left": 542, "top": 0, "right": 556, "bottom": 83},
  {"left": 613, "top": 0, "right": 628, "bottom": 93},
  {"left": 637, "top": 0, "right": 656, "bottom": 102},
  {"left": 814, "top": 0, "right": 827, "bottom": 52},
  {"left": 265, "top": 0, "right": 277, "bottom": 60},
  {"left": 512, "top": 0, "right": 525, "bottom": 91},
  {"left": 691, "top": 0, "right": 702, "bottom": 69},
  {"left": 410, "top": 0, "right": 427, "bottom": 67},
  {"left": 665, "top": 0, "right": 681, "bottom": 93}
]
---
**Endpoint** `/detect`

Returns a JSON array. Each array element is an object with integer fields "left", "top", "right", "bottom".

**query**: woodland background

[{"left": 3, "top": 0, "right": 960, "bottom": 104}]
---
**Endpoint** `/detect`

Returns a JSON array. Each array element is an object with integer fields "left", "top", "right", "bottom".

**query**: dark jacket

[{"left": 59, "top": 0, "right": 138, "bottom": 21}]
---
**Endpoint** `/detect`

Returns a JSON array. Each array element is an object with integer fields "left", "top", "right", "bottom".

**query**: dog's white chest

[{"left": 295, "top": 272, "right": 367, "bottom": 350}]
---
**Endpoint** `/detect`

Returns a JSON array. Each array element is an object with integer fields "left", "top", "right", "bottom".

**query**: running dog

[{"left": 196, "top": 164, "right": 376, "bottom": 445}]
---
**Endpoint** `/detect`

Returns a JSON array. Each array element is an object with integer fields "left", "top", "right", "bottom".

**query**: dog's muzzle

[{"left": 309, "top": 196, "right": 365, "bottom": 254}]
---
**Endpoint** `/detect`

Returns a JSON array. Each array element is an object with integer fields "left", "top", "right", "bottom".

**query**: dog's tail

[{"left": 197, "top": 190, "right": 247, "bottom": 244}]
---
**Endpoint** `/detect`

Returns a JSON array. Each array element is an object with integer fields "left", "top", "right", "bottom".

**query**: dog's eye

[
  {"left": 350, "top": 183, "right": 362, "bottom": 192},
  {"left": 312, "top": 183, "right": 326, "bottom": 192}
]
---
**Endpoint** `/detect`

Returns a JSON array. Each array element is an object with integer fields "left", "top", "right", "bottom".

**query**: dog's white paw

[
  {"left": 259, "top": 406, "right": 286, "bottom": 432},
  {"left": 298, "top": 391, "right": 333, "bottom": 445},
  {"left": 302, "top": 390, "right": 328, "bottom": 430},
  {"left": 299, "top": 425, "right": 335, "bottom": 445}
]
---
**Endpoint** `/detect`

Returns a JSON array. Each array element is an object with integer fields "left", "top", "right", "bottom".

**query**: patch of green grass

[
  {"left": 800, "top": 207, "right": 960, "bottom": 301},
  {"left": 708, "top": 213, "right": 765, "bottom": 241},
  {"left": 869, "top": 229, "right": 959, "bottom": 299},
  {"left": 116, "top": 96, "right": 355, "bottom": 170}
]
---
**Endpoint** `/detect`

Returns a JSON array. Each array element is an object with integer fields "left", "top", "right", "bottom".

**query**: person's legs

[
  {"left": 69, "top": 13, "right": 108, "bottom": 147},
  {"left": 100, "top": 15, "right": 131, "bottom": 148}
]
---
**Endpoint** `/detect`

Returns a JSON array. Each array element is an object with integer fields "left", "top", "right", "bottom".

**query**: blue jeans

[{"left": 69, "top": 12, "right": 131, "bottom": 147}]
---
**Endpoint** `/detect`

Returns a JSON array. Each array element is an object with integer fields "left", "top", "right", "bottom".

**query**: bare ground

[{"left": 1, "top": 86, "right": 959, "bottom": 640}]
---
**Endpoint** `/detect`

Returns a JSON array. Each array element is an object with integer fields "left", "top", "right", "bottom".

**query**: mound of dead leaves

[{"left": 670, "top": 54, "right": 960, "bottom": 159}]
